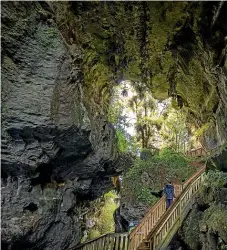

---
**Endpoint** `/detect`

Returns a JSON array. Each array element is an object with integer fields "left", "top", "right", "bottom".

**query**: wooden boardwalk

[{"left": 73, "top": 148, "right": 206, "bottom": 250}]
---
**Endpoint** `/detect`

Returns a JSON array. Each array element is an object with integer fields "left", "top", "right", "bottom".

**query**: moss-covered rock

[
  {"left": 179, "top": 171, "right": 227, "bottom": 250},
  {"left": 180, "top": 205, "right": 203, "bottom": 250},
  {"left": 2, "top": 1, "right": 227, "bottom": 249},
  {"left": 48, "top": 2, "right": 227, "bottom": 152}
]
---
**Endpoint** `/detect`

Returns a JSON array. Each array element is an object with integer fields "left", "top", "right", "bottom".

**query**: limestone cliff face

[
  {"left": 48, "top": 1, "right": 227, "bottom": 151},
  {"left": 1, "top": 2, "right": 121, "bottom": 250}
]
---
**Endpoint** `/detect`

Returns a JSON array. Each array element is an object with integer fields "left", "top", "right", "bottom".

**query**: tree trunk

[{"left": 141, "top": 129, "right": 145, "bottom": 148}]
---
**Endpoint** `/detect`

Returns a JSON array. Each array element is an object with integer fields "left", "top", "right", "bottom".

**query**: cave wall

[
  {"left": 1, "top": 2, "right": 122, "bottom": 250},
  {"left": 48, "top": 1, "right": 227, "bottom": 150},
  {"left": 48, "top": 1, "right": 227, "bottom": 228}
]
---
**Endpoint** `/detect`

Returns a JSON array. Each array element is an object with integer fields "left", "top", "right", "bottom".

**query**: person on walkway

[{"left": 164, "top": 181, "right": 175, "bottom": 209}]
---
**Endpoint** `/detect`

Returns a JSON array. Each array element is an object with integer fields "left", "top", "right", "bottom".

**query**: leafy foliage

[
  {"left": 128, "top": 90, "right": 160, "bottom": 149},
  {"left": 122, "top": 148, "right": 195, "bottom": 205},
  {"left": 200, "top": 170, "right": 227, "bottom": 203},
  {"left": 83, "top": 191, "right": 118, "bottom": 241},
  {"left": 160, "top": 108, "right": 191, "bottom": 152},
  {"left": 97, "top": 192, "right": 118, "bottom": 234},
  {"left": 116, "top": 129, "right": 129, "bottom": 153}
]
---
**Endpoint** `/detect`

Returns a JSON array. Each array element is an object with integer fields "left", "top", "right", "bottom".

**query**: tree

[
  {"left": 128, "top": 91, "right": 161, "bottom": 149},
  {"left": 160, "top": 108, "right": 189, "bottom": 152},
  {"left": 122, "top": 148, "right": 196, "bottom": 205}
]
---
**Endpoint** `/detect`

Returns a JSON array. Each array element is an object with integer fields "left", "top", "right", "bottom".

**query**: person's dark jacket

[{"left": 164, "top": 184, "right": 174, "bottom": 199}]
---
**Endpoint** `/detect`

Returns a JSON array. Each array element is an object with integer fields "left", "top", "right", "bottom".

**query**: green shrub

[
  {"left": 200, "top": 170, "right": 227, "bottom": 203},
  {"left": 86, "top": 191, "right": 118, "bottom": 240},
  {"left": 116, "top": 129, "right": 129, "bottom": 152},
  {"left": 204, "top": 170, "right": 227, "bottom": 187},
  {"left": 140, "top": 148, "right": 156, "bottom": 159},
  {"left": 88, "top": 229, "right": 101, "bottom": 239},
  {"left": 96, "top": 191, "right": 118, "bottom": 234},
  {"left": 157, "top": 148, "right": 193, "bottom": 181},
  {"left": 98, "top": 200, "right": 118, "bottom": 234},
  {"left": 122, "top": 148, "right": 194, "bottom": 205}
]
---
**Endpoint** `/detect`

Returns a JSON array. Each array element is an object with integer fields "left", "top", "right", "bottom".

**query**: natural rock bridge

[{"left": 71, "top": 148, "right": 208, "bottom": 250}]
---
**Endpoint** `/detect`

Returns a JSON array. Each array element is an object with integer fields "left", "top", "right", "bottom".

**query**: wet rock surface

[
  {"left": 1, "top": 2, "right": 120, "bottom": 250},
  {"left": 114, "top": 207, "right": 129, "bottom": 233},
  {"left": 116, "top": 201, "right": 149, "bottom": 231},
  {"left": 1, "top": 177, "right": 80, "bottom": 250}
]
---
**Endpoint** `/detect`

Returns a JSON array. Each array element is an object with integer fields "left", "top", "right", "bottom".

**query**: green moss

[
  {"left": 84, "top": 191, "right": 118, "bottom": 241},
  {"left": 182, "top": 207, "right": 202, "bottom": 250},
  {"left": 51, "top": 2, "right": 220, "bottom": 131},
  {"left": 116, "top": 129, "right": 129, "bottom": 153},
  {"left": 194, "top": 122, "right": 211, "bottom": 138},
  {"left": 175, "top": 53, "right": 218, "bottom": 122},
  {"left": 88, "top": 229, "right": 101, "bottom": 240},
  {"left": 151, "top": 74, "right": 169, "bottom": 100}
]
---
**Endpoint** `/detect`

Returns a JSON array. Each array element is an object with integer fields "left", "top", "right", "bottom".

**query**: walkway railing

[
  {"left": 129, "top": 164, "right": 205, "bottom": 250},
  {"left": 186, "top": 147, "right": 207, "bottom": 157},
  {"left": 186, "top": 143, "right": 227, "bottom": 158},
  {"left": 129, "top": 196, "right": 166, "bottom": 250},
  {"left": 147, "top": 165, "right": 205, "bottom": 250},
  {"left": 74, "top": 232, "right": 129, "bottom": 250},
  {"left": 129, "top": 184, "right": 182, "bottom": 250}
]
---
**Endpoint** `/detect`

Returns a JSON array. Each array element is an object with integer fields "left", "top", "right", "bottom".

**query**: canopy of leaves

[
  {"left": 108, "top": 81, "right": 194, "bottom": 153},
  {"left": 159, "top": 107, "right": 192, "bottom": 151}
]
